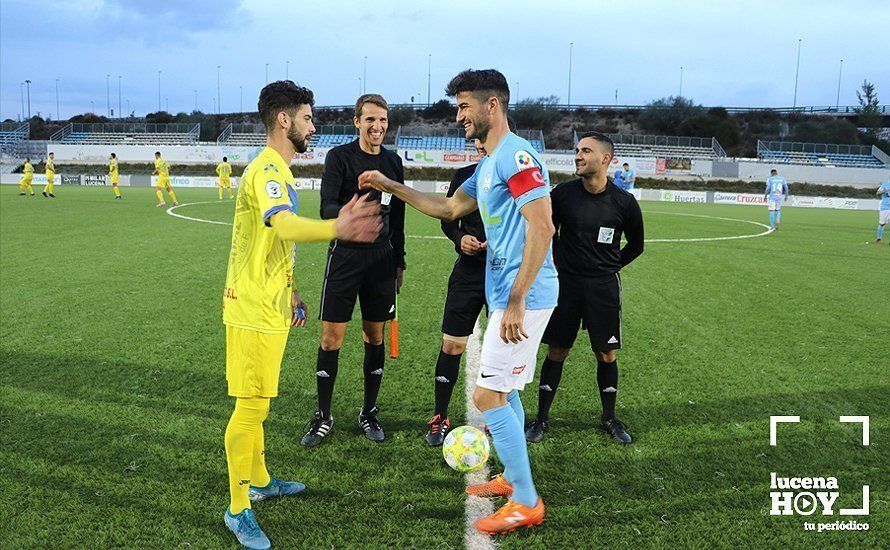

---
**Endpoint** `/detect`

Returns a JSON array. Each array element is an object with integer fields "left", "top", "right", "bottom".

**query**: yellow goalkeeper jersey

[
  {"left": 23, "top": 162, "right": 33, "bottom": 175},
  {"left": 109, "top": 159, "right": 119, "bottom": 181},
  {"left": 46, "top": 158, "right": 55, "bottom": 173},
  {"left": 222, "top": 147, "right": 299, "bottom": 333},
  {"left": 155, "top": 157, "right": 170, "bottom": 178},
  {"left": 216, "top": 161, "right": 232, "bottom": 181}
]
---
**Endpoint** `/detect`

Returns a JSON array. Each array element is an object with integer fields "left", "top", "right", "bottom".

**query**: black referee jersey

[{"left": 551, "top": 179, "right": 644, "bottom": 277}]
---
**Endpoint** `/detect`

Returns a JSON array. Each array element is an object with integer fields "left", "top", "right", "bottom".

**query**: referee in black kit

[
  {"left": 301, "top": 93, "right": 406, "bottom": 447},
  {"left": 425, "top": 139, "right": 487, "bottom": 447},
  {"left": 525, "top": 132, "right": 644, "bottom": 445}
]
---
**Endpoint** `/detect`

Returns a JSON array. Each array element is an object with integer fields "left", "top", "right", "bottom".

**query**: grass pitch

[{"left": 0, "top": 185, "right": 886, "bottom": 549}]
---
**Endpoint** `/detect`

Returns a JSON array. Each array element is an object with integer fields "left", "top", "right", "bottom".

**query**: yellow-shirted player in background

[
  {"left": 153, "top": 151, "right": 178, "bottom": 207},
  {"left": 217, "top": 156, "right": 233, "bottom": 199},
  {"left": 19, "top": 157, "right": 35, "bottom": 196},
  {"left": 220, "top": 80, "right": 380, "bottom": 549},
  {"left": 42, "top": 152, "right": 56, "bottom": 197},
  {"left": 109, "top": 152, "right": 122, "bottom": 199}
]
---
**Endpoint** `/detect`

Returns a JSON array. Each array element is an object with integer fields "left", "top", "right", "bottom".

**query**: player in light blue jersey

[
  {"left": 613, "top": 167, "right": 625, "bottom": 189},
  {"left": 620, "top": 162, "right": 635, "bottom": 190},
  {"left": 359, "top": 69, "right": 555, "bottom": 534},
  {"left": 764, "top": 169, "right": 789, "bottom": 230},
  {"left": 876, "top": 180, "right": 890, "bottom": 244}
]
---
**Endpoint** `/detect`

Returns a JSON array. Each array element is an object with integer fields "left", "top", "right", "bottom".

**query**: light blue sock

[
  {"left": 776, "top": 210, "right": 782, "bottom": 224},
  {"left": 769, "top": 211, "right": 777, "bottom": 228},
  {"left": 878, "top": 224, "right": 885, "bottom": 240},
  {"left": 503, "top": 390, "right": 525, "bottom": 484},
  {"left": 483, "top": 403, "right": 537, "bottom": 507}
]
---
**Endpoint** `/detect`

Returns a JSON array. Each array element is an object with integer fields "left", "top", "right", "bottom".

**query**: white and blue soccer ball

[{"left": 443, "top": 425, "right": 490, "bottom": 472}]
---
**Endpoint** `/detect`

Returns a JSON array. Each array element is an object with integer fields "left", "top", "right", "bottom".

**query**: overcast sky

[{"left": 2, "top": 0, "right": 888, "bottom": 121}]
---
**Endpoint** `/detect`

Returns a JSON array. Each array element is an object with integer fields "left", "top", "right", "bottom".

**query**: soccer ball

[{"left": 443, "top": 425, "right": 490, "bottom": 472}]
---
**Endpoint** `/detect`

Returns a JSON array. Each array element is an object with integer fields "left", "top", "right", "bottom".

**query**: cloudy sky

[{"left": 2, "top": 0, "right": 888, "bottom": 121}]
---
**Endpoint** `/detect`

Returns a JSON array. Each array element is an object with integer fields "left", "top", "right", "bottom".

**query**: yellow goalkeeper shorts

[{"left": 225, "top": 325, "right": 288, "bottom": 398}]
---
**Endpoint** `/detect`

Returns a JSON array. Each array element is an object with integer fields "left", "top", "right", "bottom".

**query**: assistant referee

[
  {"left": 525, "top": 131, "right": 644, "bottom": 444},
  {"left": 301, "top": 93, "right": 406, "bottom": 447}
]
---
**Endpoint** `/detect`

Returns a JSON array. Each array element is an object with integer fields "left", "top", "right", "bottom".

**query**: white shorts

[
  {"left": 476, "top": 308, "right": 554, "bottom": 393},
  {"left": 880, "top": 210, "right": 890, "bottom": 225},
  {"left": 768, "top": 200, "right": 783, "bottom": 211}
]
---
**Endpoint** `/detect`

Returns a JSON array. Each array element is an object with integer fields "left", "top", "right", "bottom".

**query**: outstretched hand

[
  {"left": 335, "top": 194, "right": 382, "bottom": 243},
  {"left": 358, "top": 170, "right": 389, "bottom": 192}
]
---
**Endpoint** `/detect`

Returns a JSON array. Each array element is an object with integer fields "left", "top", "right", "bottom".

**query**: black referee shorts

[
  {"left": 441, "top": 259, "right": 486, "bottom": 337},
  {"left": 543, "top": 273, "right": 622, "bottom": 353},
  {"left": 319, "top": 241, "right": 396, "bottom": 323}
]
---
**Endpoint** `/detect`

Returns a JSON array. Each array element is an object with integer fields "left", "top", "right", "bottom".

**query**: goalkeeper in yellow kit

[
  {"left": 109, "top": 153, "right": 122, "bottom": 199},
  {"left": 42, "top": 152, "right": 56, "bottom": 197},
  {"left": 153, "top": 152, "right": 178, "bottom": 207},
  {"left": 19, "top": 157, "right": 35, "bottom": 196},
  {"left": 221, "top": 80, "right": 381, "bottom": 549},
  {"left": 217, "top": 156, "right": 233, "bottom": 199}
]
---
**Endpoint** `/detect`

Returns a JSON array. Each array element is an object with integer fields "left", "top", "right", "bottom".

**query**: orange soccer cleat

[
  {"left": 466, "top": 474, "right": 514, "bottom": 498},
  {"left": 475, "top": 497, "right": 545, "bottom": 534}
]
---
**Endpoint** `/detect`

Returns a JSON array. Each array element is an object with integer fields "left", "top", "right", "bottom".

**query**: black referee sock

[
  {"left": 434, "top": 350, "right": 462, "bottom": 418},
  {"left": 362, "top": 342, "right": 385, "bottom": 412},
  {"left": 597, "top": 360, "right": 618, "bottom": 421},
  {"left": 316, "top": 347, "right": 339, "bottom": 419},
  {"left": 536, "top": 357, "right": 565, "bottom": 421}
]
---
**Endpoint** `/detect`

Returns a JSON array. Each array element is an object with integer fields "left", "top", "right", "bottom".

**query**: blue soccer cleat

[
  {"left": 224, "top": 508, "right": 271, "bottom": 549},
  {"left": 249, "top": 477, "right": 306, "bottom": 502}
]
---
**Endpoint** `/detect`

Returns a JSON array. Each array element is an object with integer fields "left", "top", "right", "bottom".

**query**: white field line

[
  {"left": 463, "top": 318, "right": 497, "bottom": 550},
  {"left": 167, "top": 202, "right": 773, "bottom": 243}
]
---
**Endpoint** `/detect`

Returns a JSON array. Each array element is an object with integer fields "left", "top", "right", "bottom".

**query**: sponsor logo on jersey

[
  {"left": 514, "top": 150, "right": 533, "bottom": 171},
  {"left": 266, "top": 180, "right": 282, "bottom": 199}
]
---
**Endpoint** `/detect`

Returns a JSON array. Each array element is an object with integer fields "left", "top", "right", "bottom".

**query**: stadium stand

[
  {"left": 217, "top": 123, "right": 358, "bottom": 148},
  {"left": 396, "top": 126, "right": 545, "bottom": 152},
  {"left": 757, "top": 140, "right": 888, "bottom": 168},
  {"left": 573, "top": 132, "right": 727, "bottom": 159},
  {"left": 0, "top": 122, "right": 29, "bottom": 154},
  {"left": 50, "top": 123, "right": 200, "bottom": 145}
]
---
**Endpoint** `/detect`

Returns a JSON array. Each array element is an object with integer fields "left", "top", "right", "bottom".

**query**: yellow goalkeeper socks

[
  {"left": 225, "top": 397, "right": 270, "bottom": 514},
  {"left": 168, "top": 189, "right": 178, "bottom": 203},
  {"left": 113, "top": 185, "right": 121, "bottom": 197},
  {"left": 218, "top": 187, "right": 223, "bottom": 199},
  {"left": 156, "top": 189, "right": 164, "bottom": 203}
]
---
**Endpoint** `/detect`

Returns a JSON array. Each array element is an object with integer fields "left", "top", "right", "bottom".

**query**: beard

[
  {"left": 466, "top": 117, "right": 490, "bottom": 142},
  {"left": 288, "top": 124, "right": 309, "bottom": 153}
]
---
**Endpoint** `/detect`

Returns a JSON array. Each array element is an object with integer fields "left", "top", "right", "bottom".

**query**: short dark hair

[
  {"left": 354, "top": 94, "right": 388, "bottom": 118},
  {"left": 258, "top": 80, "right": 315, "bottom": 130},
  {"left": 110, "top": 152, "right": 116, "bottom": 158},
  {"left": 577, "top": 131, "right": 615, "bottom": 157},
  {"left": 623, "top": 162, "right": 629, "bottom": 167},
  {"left": 49, "top": 152, "right": 54, "bottom": 155},
  {"left": 155, "top": 151, "right": 161, "bottom": 156},
  {"left": 770, "top": 168, "right": 777, "bottom": 174},
  {"left": 222, "top": 156, "right": 227, "bottom": 162},
  {"left": 445, "top": 69, "right": 510, "bottom": 112}
]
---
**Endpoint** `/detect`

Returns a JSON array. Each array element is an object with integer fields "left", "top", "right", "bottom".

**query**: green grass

[{"left": 1, "top": 185, "right": 887, "bottom": 549}]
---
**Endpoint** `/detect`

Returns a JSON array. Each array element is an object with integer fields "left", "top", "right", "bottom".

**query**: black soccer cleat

[
  {"left": 525, "top": 418, "right": 549, "bottom": 443},
  {"left": 600, "top": 418, "right": 633, "bottom": 444},
  {"left": 42, "top": 191, "right": 48, "bottom": 197},
  {"left": 49, "top": 194, "right": 56, "bottom": 198},
  {"left": 19, "top": 192, "right": 25, "bottom": 196},
  {"left": 359, "top": 406, "right": 384, "bottom": 442},
  {"left": 425, "top": 414, "right": 451, "bottom": 447},
  {"left": 300, "top": 411, "right": 333, "bottom": 447}
]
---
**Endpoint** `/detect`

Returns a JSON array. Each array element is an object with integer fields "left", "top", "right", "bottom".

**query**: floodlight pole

[
  {"left": 217, "top": 65, "right": 222, "bottom": 114},
  {"left": 20, "top": 82, "right": 25, "bottom": 121},
  {"left": 835, "top": 59, "right": 843, "bottom": 111},
  {"left": 286, "top": 60, "right": 290, "bottom": 81},
  {"left": 194, "top": 89, "right": 198, "bottom": 112},
  {"left": 792, "top": 39, "right": 801, "bottom": 108},
  {"left": 363, "top": 56, "right": 368, "bottom": 94},
  {"left": 158, "top": 70, "right": 162, "bottom": 112},
  {"left": 679, "top": 66, "right": 683, "bottom": 97},
  {"left": 106, "top": 74, "right": 111, "bottom": 117},
  {"left": 118, "top": 76, "right": 122, "bottom": 119},
  {"left": 55, "top": 78, "right": 60, "bottom": 120},
  {"left": 427, "top": 54, "right": 431, "bottom": 106},
  {"left": 567, "top": 42, "right": 573, "bottom": 106},
  {"left": 239, "top": 86, "right": 243, "bottom": 113},
  {"left": 25, "top": 80, "right": 31, "bottom": 119},
  {"left": 265, "top": 63, "right": 269, "bottom": 84}
]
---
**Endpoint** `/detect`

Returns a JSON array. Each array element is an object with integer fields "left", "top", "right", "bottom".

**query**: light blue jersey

[
  {"left": 765, "top": 175, "right": 789, "bottom": 202},
  {"left": 621, "top": 168, "right": 636, "bottom": 190},
  {"left": 462, "top": 132, "right": 559, "bottom": 311},
  {"left": 879, "top": 181, "right": 890, "bottom": 211},
  {"left": 613, "top": 169, "right": 625, "bottom": 189}
]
